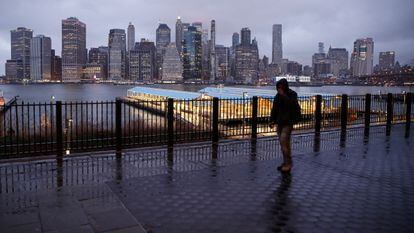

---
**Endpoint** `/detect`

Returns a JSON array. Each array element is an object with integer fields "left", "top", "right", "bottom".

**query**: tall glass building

[
  {"left": 30, "top": 35, "right": 52, "bottom": 81},
  {"left": 62, "top": 17, "right": 86, "bottom": 82},
  {"left": 182, "top": 26, "right": 202, "bottom": 80},
  {"left": 108, "top": 29, "right": 126, "bottom": 81},
  {"left": 11, "top": 27, "right": 33, "bottom": 80}
]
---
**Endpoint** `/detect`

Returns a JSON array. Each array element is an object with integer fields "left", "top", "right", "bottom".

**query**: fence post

[
  {"left": 55, "top": 101, "right": 63, "bottom": 187},
  {"left": 115, "top": 98, "right": 122, "bottom": 156},
  {"left": 364, "top": 94, "right": 371, "bottom": 136},
  {"left": 56, "top": 101, "right": 63, "bottom": 158},
  {"left": 314, "top": 95, "right": 322, "bottom": 134},
  {"left": 167, "top": 98, "right": 174, "bottom": 162},
  {"left": 212, "top": 97, "right": 219, "bottom": 159},
  {"left": 386, "top": 93, "right": 393, "bottom": 136},
  {"left": 406, "top": 92, "right": 412, "bottom": 137},
  {"left": 341, "top": 94, "right": 348, "bottom": 131},
  {"left": 251, "top": 96, "right": 258, "bottom": 140}
]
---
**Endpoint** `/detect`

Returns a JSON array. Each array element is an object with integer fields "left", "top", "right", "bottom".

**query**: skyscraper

[
  {"left": 232, "top": 32, "right": 240, "bottom": 47},
  {"left": 127, "top": 22, "right": 135, "bottom": 52},
  {"left": 156, "top": 24, "right": 171, "bottom": 48},
  {"left": 161, "top": 43, "right": 183, "bottom": 82},
  {"left": 156, "top": 23, "right": 171, "bottom": 79},
  {"left": 327, "top": 47, "right": 349, "bottom": 76},
  {"left": 235, "top": 28, "right": 259, "bottom": 84},
  {"left": 51, "top": 49, "right": 62, "bottom": 82},
  {"left": 11, "top": 27, "right": 33, "bottom": 80},
  {"left": 62, "top": 17, "right": 86, "bottom": 82},
  {"left": 379, "top": 51, "right": 395, "bottom": 70},
  {"left": 210, "top": 20, "right": 217, "bottom": 81},
  {"left": 129, "top": 40, "right": 156, "bottom": 81},
  {"left": 240, "top": 28, "right": 251, "bottom": 46},
  {"left": 89, "top": 46, "right": 109, "bottom": 79},
  {"left": 318, "top": 42, "right": 324, "bottom": 54},
  {"left": 350, "top": 38, "right": 374, "bottom": 76},
  {"left": 272, "top": 24, "right": 282, "bottom": 65},
  {"left": 30, "top": 35, "right": 52, "bottom": 81},
  {"left": 215, "top": 45, "right": 229, "bottom": 81},
  {"left": 175, "top": 17, "right": 183, "bottom": 54},
  {"left": 182, "top": 26, "right": 202, "bottom": 80},
  {"left": 108, "top": 29, "right": 126, "bottom": 80}
]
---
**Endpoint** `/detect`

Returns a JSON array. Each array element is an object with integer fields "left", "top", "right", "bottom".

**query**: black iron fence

[{"left": 1, "top": 93, "right": 413, "bottom": 158}]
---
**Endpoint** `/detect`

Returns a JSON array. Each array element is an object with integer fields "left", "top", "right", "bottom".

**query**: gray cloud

[{"left": 0, "top": 0, "right": 413, "bottom": 75}]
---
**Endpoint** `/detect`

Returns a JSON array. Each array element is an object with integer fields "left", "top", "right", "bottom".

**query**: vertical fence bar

[
  {"left": 115, "top": 98, "right": 122, "bottom": 156},
  {"left": 251, "top": 96, "right": 258, "bottom": 140},
  {"left": 341, "top": 94, "right": 348, "bottom": 131},
  {"left": 386, "top": 93, "right": 393, "bottom": 136},
  {"left": 212, "top": 98, "right": 219, "bottom": 159},
  {"left": 212, "top": 98, "right": 219, "bottom": 144},
  {"left": 406, "top": 92, "right": 412, "bottom": 137},
  {"left": 56, "top": 101, "right": 63, "bottom": 158},
  {"left": 55, "top": 101, "right": 63, "bottom": 187},
  {"left": 364, "top": 93, "right": 371, "bottom": 136},
  {"left": 315, "top": 95, "right": 322, "bottom": 133},
  {"left": 167, "top": 98, "right": 174, "bottom": 162}
]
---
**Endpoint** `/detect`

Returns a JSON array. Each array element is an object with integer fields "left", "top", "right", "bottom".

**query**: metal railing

[{"left": 1, "top": 93, "right": 413, "bottom": 158}]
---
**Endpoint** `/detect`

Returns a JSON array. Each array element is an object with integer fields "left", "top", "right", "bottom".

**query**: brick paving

[{"left": 0, "top": 125, "right": 413, "bottom": 232}]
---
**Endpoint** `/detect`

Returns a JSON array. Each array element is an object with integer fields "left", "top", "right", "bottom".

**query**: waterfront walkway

[{"left": 1, "top": 125, "right": 413, "bottom": 232}]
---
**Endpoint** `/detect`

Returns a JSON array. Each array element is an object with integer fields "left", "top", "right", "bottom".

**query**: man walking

[{"left": 270, "top": 78, "right": 301, "bottom": 173}]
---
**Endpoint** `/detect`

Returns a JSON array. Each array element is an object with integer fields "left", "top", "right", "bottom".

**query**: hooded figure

[{"left": 270, "top": 78, "right": 301, "bottom": 173}]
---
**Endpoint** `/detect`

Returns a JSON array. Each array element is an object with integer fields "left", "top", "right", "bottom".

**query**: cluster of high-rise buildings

[{"left": 3, "top": 17, "right": 400, "bottom": 84}]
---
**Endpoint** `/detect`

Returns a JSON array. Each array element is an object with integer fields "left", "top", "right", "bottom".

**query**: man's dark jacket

[{"left": 270, "top": 89, "right": 300, "bottom": 126}]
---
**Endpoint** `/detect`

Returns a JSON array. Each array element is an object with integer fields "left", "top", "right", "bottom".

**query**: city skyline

[{"left": 0, "top": 0, "right": 413, "bottom": 75}]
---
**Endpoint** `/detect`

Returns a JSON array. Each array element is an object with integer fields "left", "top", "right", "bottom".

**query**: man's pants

[{"left": 277, "top": 125, "right": 293, "bottom": 165}]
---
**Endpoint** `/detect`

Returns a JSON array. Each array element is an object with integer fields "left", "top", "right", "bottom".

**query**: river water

[{"left": 1, "top": 83, "right": 413, "bottom": 102}]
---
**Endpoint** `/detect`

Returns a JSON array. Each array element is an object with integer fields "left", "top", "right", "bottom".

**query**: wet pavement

[{"left": 1, "top": 125, "right": 413, "bottom": 232}]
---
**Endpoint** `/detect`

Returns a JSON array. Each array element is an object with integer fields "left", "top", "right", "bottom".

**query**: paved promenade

[{"left": 1, "top": 125, "right": 413, "bottom": 232}]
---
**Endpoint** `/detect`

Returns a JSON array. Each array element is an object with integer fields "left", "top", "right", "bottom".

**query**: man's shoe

[
  {"left": 277, "top": 163, "right": 285, "bottom": 171},
  {"left": 280, "top": 164, "right": 292, "bottom": 173}
]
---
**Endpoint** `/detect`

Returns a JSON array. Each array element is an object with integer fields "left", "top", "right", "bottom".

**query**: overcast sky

[{"left": 0, "top": 0, "right": 413, "bottom": 75}]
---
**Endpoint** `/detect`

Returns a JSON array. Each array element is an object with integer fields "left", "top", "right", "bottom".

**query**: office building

[
  {"left": 327, "top": 47, "right": 349, "bottom": 76},
  {"left": 175, "top": 17, "right": 183, "bottom": 54},
  {"left": 51, "top": 50, "right": 62, "bottom": 82},
  {"left": 210, "top": 20, "right": 217, "bottom": 81},
  {"left": 235, "top": 28, "right": 259, "bottom": 84},
  {"left": 30, "top": 35, "right": 52, "bottom": 81},
  {"left": 5, "top": 59, "right": 23, "bottom": 81},
  {"left": 318, "top": 42, "right": 324, "bottom": 54},
  {"left": 11, "top": 27, "right": 33, "bottom": 80},
  {"left": 156, "top": 23, "right": 171, "bottom": 79},
  {"left": 127, "top": 22, "right": 135, "bottom": 52},
  {"left": 89, "top": 46, "right": 109, "bottom": 79},
  {"left": 215, "top": 45, "right": 229, "bottom": 81},
  {"left": 350, "top": 38, "right": 374, "bottom": 76},
  {"left": 272, "top": 24, "right": 283, "bottom": 65},
  {"left": 161, "top": 43, "right": 183, "bottom": 81},
  {"left": 108, "top": 29, "right": 126, "bottom": 80},
  {"left": 129, "top": 40, "right": 156, "bottom": 81},
  {"left": 379, "top": 51, "right": 395, "bottom": 70},
  {"left": 62, "top": 17, "right": 86, "bottom": 82},
  {"left": 182, "top": 26, "right": 202, "bottom": 80}
]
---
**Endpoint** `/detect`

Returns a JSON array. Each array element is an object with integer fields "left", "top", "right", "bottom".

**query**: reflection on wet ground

[{"left": 1, "top": 125, "right": 413, "bottom": 232}]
